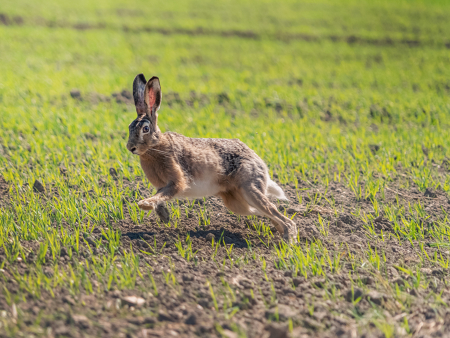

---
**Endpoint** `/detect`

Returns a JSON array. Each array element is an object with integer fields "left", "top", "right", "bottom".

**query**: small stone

[
  {"left": 303, "top": 317, "right": 324, "bottom": 330},
  {"left": 60, "top": 247, "right": 68, "bottom": 257},
  {"left": 222, "top": 330, "right": 238, "bottom": 338},
  {"left": 109, "top": 167, "right": 118, "bottom": 179},
  {"left": 313, "top": 312, "right": 327, "bottom": 321},
  {"left": 366, "top": 290, "right": 386, "bottom": 305},
  {"left": 71, "top": 314, "right": 90, "bottom": 329},
  {"left": 292, "top": 277, "right": 304, "bottom": 287},
  {"left": 312, "top": 278, "right": 326, "bottom": 288},
  {"left": 391, "top": 277, "right": 404, "bottom": 286},
  {"left": 283, "top": 270, "right": 292, "bottom": 278},
  {"left": 360, "top": 276, "right": 374, "bottom": 285},
  {"left": 424, "top": 188, "right": 437, "bottom": 198},
  {"left": 432, "top": 268, "right": 443, "bottom": 276},
  {"left": 199, "top": 321, "right": 213, "bottom": 333},
  {"left": 185, "top": 313, "right": 197, "bottom": 325},
  {"left": 205, "top": 233, "right": 215, "bottom": 242},
  {"left": 62, "top": 295, "right": 75, "bottom": 305},
  {"left": 127, "top": 316, "right": 144, "bottom": 325},
  {"left": 420, "top": 268, "right": 432, "bottom": 275},
  {"left": 111, "top": 290, "right": 121, "bottom": 298},
  {"left": 182, "top": 274, "right": 194, "bottom": 282},
  {"left": 70, "top": 89, "right": 81, "bottom": 99},
  {"left": 265, "top": 304, "right": 297, "bottom": 321},
  {"left": 374, "top": 216, "right": 383, "bottom": 223},
  {"left": 54, "top": 326, "right": 70, "bottom": 336},
  {"left": 369, "top": 144, "right": 380, "bottom": 153},
  {"left": 265, "top": 322, "right": 289, "bottom": 338},
  {"left": 158, "top": 309, "right": 173, "bottom": 322},
  {"left": 273, "top": 277, "right": 286, "bottom": 285},
  {"left": 345, "top": 288, "right": 363, "bottom": 302},
  {"left": 389, "top": 266, "right": 400, "bottom": 277},
  {"left": 282, "top": 287, "right": 295, "bottom": 295},
  {"left": 121, "top": 296, "right": 145, "bottom": 307},
  {"left": 33, "top": 180, "right": 45, "bottom": 193},
  {"left": 143, "top": 316, "right": 156, "bottom": 324},
  {"left": 103, "top": 300, "right": 113, "bottom": 310}
]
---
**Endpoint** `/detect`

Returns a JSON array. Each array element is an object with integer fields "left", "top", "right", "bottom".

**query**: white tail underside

[{"left": 266, "top": 180, "right": 288, "bottom": 200}]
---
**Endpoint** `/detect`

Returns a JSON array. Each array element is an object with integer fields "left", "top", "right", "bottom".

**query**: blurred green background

[{"left": 1, "top": 0, "right": 450, "bottom": 187}]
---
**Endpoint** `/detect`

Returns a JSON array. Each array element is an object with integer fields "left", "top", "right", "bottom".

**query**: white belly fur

[{"left": 178, "top": 174, "right": 221, "bottom": 199}]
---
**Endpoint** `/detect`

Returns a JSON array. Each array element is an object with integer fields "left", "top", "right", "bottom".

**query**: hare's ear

[
  {"left": 144, "top": 76, "right": 162, "bottom": 118},
  {"left": 133, "top": 73, "right": 147, "bottom": 116}
]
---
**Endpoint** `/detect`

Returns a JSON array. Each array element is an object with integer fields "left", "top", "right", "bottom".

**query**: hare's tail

[{"left": 266, "top": 180, "right": 288, "bottom": 201}]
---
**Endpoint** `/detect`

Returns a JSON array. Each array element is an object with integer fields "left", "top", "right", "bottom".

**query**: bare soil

[{"left": 1, "top": 172, "right": 450, "bottom": 337}]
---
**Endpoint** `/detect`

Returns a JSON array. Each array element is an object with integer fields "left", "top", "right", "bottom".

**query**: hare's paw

[
  {"left": 287, "top": 220, "right": 298, "bottom": 244},
  {"left": 138, "top": 199, "right": 155, "bottom": 210},
  {"left": 283, "top": 220, "right": 298, "bottom": 245},
  {"left": 156, "top": 203, "right": 170, "bottom": 223}
]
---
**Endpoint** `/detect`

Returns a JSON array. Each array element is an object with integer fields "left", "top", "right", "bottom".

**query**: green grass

[{"left": 1, "top": 0, "right": 450, "bottom": 336}]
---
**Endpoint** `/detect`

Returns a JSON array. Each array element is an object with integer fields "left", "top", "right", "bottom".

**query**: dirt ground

[{"left": 1, "top": 172, "right": 450, "bottom": 338}]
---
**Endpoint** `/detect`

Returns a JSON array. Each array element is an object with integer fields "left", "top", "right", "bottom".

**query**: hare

[{"left": 126, "top": 74, "right": 297, "bottom": 243}]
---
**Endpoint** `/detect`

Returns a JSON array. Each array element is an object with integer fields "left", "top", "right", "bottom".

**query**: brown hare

[{"left": 126, "top": 74, "right": 297, "bottom": 243}]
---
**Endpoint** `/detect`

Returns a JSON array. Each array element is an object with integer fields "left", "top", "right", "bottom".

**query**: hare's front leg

[
  {"left": 137, "top": 182, "right": 180, "bottom": 210},
  {"left": 138, "top": 182, "right": 181, "bottom": 222}
]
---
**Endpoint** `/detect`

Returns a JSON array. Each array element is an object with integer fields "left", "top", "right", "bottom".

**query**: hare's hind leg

[
  {"left": 218, "top": 190, "right": 262, "bottom": 216},
  {"left": 241, "top": 185, "right": 297, "bottom": 243}
]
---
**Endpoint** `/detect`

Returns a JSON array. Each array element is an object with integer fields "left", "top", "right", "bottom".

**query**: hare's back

[
  {"left": 180, "top": 135, "right": 268, "bottom": 178},
  {"left": 168, "top": 132, "right": 267, "bottom": 175}
]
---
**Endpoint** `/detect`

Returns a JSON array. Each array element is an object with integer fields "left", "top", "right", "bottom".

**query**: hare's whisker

[{"left": 148, "top": 147, "right": 171, "bottom": 155}]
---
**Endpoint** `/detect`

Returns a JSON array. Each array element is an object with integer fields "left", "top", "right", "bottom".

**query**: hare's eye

[{"left": 142, "top": 126, "right": 150, "bottom": 133}]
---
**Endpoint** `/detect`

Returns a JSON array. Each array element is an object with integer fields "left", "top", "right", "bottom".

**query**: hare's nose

[{"left": 130, "top": 147, "right": 137, "bottom": 154}]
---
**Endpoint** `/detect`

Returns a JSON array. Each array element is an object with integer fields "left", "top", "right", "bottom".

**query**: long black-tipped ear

[
  {"left": 133, "top": 73, "right": 147, "bottom": 116},
  {"left": 144, "top": 76, "right": 162, "bottom": 117}
]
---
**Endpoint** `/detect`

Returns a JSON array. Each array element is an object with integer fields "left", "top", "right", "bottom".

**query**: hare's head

[{"left": 127, "top": 74, "right": 162, "bottom": 155}]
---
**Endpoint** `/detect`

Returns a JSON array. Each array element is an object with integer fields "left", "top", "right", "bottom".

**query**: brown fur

[{"left": 126, "top": 74, "right": 297, "bottom": 242}]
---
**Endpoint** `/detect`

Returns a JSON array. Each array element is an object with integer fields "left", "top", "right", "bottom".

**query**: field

[{"left": 1, "top": 0, "right": 450, "bottom": 337}]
